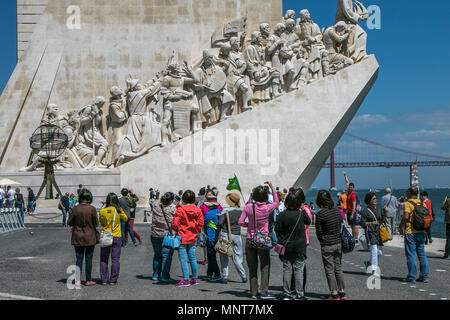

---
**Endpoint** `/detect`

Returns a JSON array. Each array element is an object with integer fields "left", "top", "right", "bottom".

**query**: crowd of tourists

[
  {"left": 0, "top": 185, "right": 36, "bottom": 225},
  {"left": 64, "top": 175, "right": 450, "bottom": 300}
]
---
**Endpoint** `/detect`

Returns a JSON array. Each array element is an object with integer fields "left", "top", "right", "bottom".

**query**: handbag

[
  {"left": 250, "top": 202, "right": 273, "bottom": 250},
  {"left": 367, "top": 208, "right": 390, "bottom": 244},
  {"left": 161, "top": 205, "right": 182, "bottom": 250},
  {"left": 215, "top": 211, "right": 233, "bottom": 257},
  {"left": 100, "top": 208, "right": 117, "bottom": 248},
  {"left": 274, "top": 210, "right": 303, "bottom": 256}
]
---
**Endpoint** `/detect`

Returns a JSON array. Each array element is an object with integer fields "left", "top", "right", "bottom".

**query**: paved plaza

[{"left": 0, "top": 223, "right": 449, "bottom": 301}]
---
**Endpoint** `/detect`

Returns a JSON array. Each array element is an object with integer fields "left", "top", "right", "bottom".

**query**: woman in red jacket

[{"left": 172, "top": 190, "right": 204, "bottom": 287}]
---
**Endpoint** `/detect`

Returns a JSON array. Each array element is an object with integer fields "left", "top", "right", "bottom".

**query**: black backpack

[{"left": 407, "top": 201, "right": 432, "bottom": 231}]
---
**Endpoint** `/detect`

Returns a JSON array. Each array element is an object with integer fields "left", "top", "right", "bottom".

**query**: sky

[{"left": 1, "top": 0, "right": 449, "bottom": 189}]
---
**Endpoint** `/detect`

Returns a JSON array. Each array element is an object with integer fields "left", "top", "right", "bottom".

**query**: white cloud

[
  {"left": 396, "top": 141, "right": 438, "bottom": 150},
  {"left": 349, "top": 114, "right": 391, "bottom": 129}
]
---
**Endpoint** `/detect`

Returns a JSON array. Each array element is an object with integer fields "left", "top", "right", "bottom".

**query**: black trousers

[
  {"left": 75, "top": 246, "right": 95, "bottom": 282},
  {"left": 206, "top": 240, "right": 220, "bottom": 277}
]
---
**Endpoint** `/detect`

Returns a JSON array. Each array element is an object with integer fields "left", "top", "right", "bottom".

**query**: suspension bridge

[{"left": 324, "top": 133, "right": 450, "bottom": 189}]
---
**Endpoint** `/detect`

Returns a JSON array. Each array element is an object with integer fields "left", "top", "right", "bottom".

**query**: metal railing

[{"left": 0, "top": 208, "right": 26, "bottom": 234}]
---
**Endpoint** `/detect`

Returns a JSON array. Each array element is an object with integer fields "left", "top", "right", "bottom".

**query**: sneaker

[
  {"left": 364, "top": 261, "right": 371, "bottom": 273},
  {"left": 260, "top": 293, "right": 276, "bottom": 300},
  {"left": 403, "top": 278, "right": 416, "bottom": 283},
  {"left": 250, "top": 294, "right": 259, "bottom": 300},
  {"left": 190, "top": 279, "right": 199, "bottom": 286},
  {"left": 201, "top": 260, "right": 208, "bottom": 265},
  {"left": 134, "top": 242, "right": 138, "bottom": 247},
  {"left": 176, "top": 280, "right": 191, "bottom": 287},
  {"left": 242, "top": 277, "right": 248, "bottom": 283},
  {"left": 216, "top": 278, "right": 228, "bottom": 284},
  {"left": 295, "top": 295, "right": 308, "bottom": 301},
  {"left": 152, "top": 276, "right": 159, "bottom": 281},
  {"left": 208, "top": 276, "right": 222, "bottom": 282},
  {"left": 85, "top": 281, "right": 96, "bottom": 286},
  {"left": 282, "top": 294, "right": 293, "bottom": 301},
  {"left": 338, "top": 291, "right": 348, "bottom": 300},
  {"left": 417, "top": 278, "right": 428, "bottom": 283},
  {"left": 75, "top": 281, "right": 81, "bottom": 287},
  {"left": 109, "top": 281, "right": 119, "bottom": 286},
  {"left": 326, "top": 293, "right": 340, "bottom": 300}
]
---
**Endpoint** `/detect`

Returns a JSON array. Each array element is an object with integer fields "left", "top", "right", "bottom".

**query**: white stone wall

[{"left": 1, "top": 0, "right": 282, "bottom": 173}]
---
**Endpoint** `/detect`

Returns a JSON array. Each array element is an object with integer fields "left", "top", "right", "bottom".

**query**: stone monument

[{"left": 0, "top": 0, "right": 378, "bottom": 205}]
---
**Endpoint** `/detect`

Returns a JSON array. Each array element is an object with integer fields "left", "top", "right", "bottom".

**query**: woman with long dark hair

[
  {"left": 315, "top": 190, "right": 347, "bottom": 300},
  {"left": 67, "top": 189, "right": 99, "bottom": 287},
  {"left": 359, "top": 192, "right": 384, "bottom": 277},
  {"left": 99, "top": 193, "right": 128, "bottom": 285}
]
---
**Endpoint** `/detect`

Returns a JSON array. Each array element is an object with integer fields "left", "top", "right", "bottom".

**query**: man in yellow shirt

[{"left": 399, "top": 186, "right": 429, "bottom": 283}]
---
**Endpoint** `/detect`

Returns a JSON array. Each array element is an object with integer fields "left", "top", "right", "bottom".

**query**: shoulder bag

[
  {"left": 100, "top": 208, "right": 117, "bottom": 248},
  {"left": 367, "top": 208, "right": 390, "bottom": 244},
  {"left": 250, "top": 202, "right": 273, "bottom": 250},
  {"left": 274, "top": 211, "right": 302, "bottom": 256},
  {"left": 161, "top": 204, "right": 182, "bottom": 250},
  {"left": 215, "top": 211, "right": 233, "bottom": 257}
]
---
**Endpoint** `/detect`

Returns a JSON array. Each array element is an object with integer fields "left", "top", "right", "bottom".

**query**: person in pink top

[{"left": 239, "top": 181, "right": 279, "bottom": 300}]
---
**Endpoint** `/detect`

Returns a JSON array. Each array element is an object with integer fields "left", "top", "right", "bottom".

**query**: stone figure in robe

[
  {"left": 296, "top": 9, "right": 334, "bottom": 80},
  {"left": 116, "top": 79, "right": 162, "bottom": 166},
  {"left": 281, "top": 18, "right": 310, "bottom": 87},
  {"left": 160, "top": 52, "right": 196, "bottom": 146},
  {"left": 78, "top": 96, "right": 108, "bottom": 167},
  {"left": 105, "top": 86, "right": 128, "bottom": 168},
  {"left": 335, "top": 0, "right": 369, "bottom": 63},
  {"left": 243, "top": 31, "right": 280, "bottom": 103},
  {"left": 266, "top": 23, "right": 296, "bottom": 93},
  {"left": 323, "top": 21, "right": 354, "bottom": 71},
  {"left": 217, "top": 42, "right": 253, "bottom": 114},
  {"left": 183, "top": 50, "right": 235, "bottom": 124}
]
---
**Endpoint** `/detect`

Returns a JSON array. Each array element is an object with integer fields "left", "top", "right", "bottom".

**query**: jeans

[
  {"left": 8, "top": 200, "right": 14, "bottom": 208},
  {"left": 27, "top": 201, "right": 35, "bottom": 214},
  {"left": 100, "top": 237, "right": 122, "bottom": 283},
  {"left": 245, "top": 239, "right": 271, "bottom": 296},
  {"left": 368, "top": 245, "right": 383, "bottom": 274},
  {"left": 404, "top": 233, "right": 429, "bottom": 281},
  {"left": 282, "top": 258, "right": 306, "bottom": 297},
  {"left": 219, "top": 232, "right": 246, "bottom": 281},
  {"left": 321, "top": 243, "right": 345, "bottom": 293},
  {"left": 179, "top": 243, "right": 198, "bottom": 281},
  {"left": 206, "top": 240, "right": 220, "bottom": 277},
  {"left": 150, "top": 236, "right": 174, "bottom": 280},
  {"left": 125, "top": 219, "right": 142, "bottom": 243},
  {"left": 61, "top": 208, "right": 67, "bottom": 227},
  {"left": 0, "top": 200, "right": 3, "bottom": 209},
  {"left": 75, "top": 246, "right": 95, "bottom": 282},
  {"left": 121, "top": 220, "right": 136, "bottom": 245},
  {"left": 269, "top": 222, "right": 277, "bottom": 246}
]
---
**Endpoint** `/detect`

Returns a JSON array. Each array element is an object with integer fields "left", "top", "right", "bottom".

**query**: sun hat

[{"left": 225, "top": 193, "right": 241, "bottom": 208}]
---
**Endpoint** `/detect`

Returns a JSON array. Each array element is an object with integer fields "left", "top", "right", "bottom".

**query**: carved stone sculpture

[
  {"left": 105, "top": 86, "right": 127, "bottom": 168},
  {"left": 183, "top": 50, "right": 235, "bottom": 124},
  {"left": 323, "top": 21, "right": 354, "bottom": 71},
  {"left": 335, "top": 0, "right": 369, "bottom": 63},
  {"left": 78, "top": 96, "right": 108, "bottom": 167},
  {"left": 217, "top": 42, "right": 253, "bottom": 114},
  {"left": 296, "top": 9, "right": 334, "bottom": 80},
  {"left": 267, "top": 23, "right": 296, "bottom": 93},
  {"left": 116, "top": 79, "right": 162, "bottom": 166},
  {"left": 24, "top": 4, "right": 373, "bottom": 172},
  {"left": 244, "top": 31, "right": 279, "bottom": 103}
]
